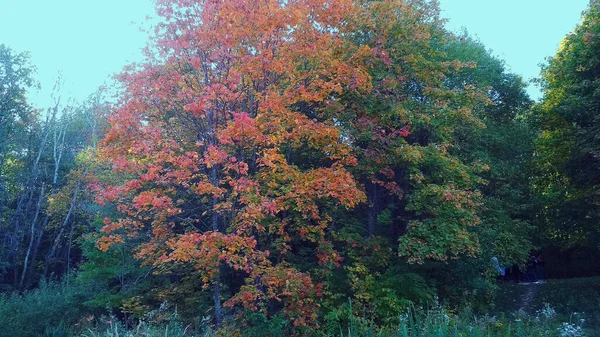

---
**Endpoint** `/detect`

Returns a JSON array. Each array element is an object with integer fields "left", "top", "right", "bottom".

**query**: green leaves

[{"left": 532, "top": 0, "right": 600, "bottom": 250}]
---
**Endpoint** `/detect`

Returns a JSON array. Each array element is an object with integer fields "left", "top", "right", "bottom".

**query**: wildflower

[
  {"left": 536, "top": 303, "right": 557, "bottom": 320},
  {"left": 557, "top": 322, "right": 585, "bottom": 337}
]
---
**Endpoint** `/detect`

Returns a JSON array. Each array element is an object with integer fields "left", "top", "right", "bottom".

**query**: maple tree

[
  {"left": 96, "top": 0, "right": 372, "bottom": 329},
  {"left": 94, "top": 0, "right": 499, "bottom": 329}
]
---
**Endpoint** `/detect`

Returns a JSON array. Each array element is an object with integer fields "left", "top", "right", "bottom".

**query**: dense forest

[{"left": 1, "top": 0, "right": 599, "bottom": 336}]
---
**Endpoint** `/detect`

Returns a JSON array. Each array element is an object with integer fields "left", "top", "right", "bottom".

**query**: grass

[
  {"left": 2, "top": 277, "right": 599, "bottom": 336},
  {"left": 339, "top": 304, "right": 588, "bottom": 337},
  {"left": 78, "top": 306, "right": 589, "bottom": 337},
  {"left": 493, "top": 276, "right": 600, "bottom": 334}
]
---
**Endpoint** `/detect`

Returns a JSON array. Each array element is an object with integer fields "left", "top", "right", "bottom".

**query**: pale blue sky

[
  {"left": 0, "top": 0, "right": 590, "bottom": 109},
  {"left": 440, "top": 0, "right": 589, "bottom": 101}
]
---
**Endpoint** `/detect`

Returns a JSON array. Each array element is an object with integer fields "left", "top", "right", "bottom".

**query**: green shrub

[{"left": 0, "top": 279, "right": 91, "bottom": 337}]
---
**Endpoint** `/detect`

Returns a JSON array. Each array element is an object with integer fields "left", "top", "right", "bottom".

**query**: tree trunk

[
  {"left": 65, "top": 219, "right": 74, "bottom": 282},
  {"left": 5, "top": 102, "right": 56, "bottom": 283},
  {"left": 210, "top": 166, "right": 223, "bottom": 328},
  {"left": 19, "top": 185, "right": 44, "bottom": 289},
  {"left": 44, "top": 182, "right": 79, "bottom": 278},
  {"left": 24, "top": 217, "right": 47, "bottom": 288},
  {"left": 367, "top": 181, "right": 379, "bottom": 236}
]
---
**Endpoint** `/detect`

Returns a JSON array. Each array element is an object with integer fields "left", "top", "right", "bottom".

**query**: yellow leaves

[
  {"left": 121, "top": 296, "right": 150, "bottom": 318},
  {"left": 257, "top": 148, "right": 286, "bottom": 169},
  {"left": 97, "top": 234, "right": 124, "bottom": 252},
  {"left": 397, "top": 145, "right": 424, "bottom": 164},
  {"left": 193, "top": 181, "right": 226, "bottom": 198}
]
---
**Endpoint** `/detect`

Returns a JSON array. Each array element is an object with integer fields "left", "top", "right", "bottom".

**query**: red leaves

[
  {"left": 193, "top": 181, "right": 226, "bottom": 198},
  {"left": 398, "top": 124, "right": 411, "bottom": 138},
  {"left": 132, "top": 191, "right": 174, "bottom": 210},
  {"left": 226, "top": 265, "right": 320, "bottom": 327},
  {"left": 316, "top": 242, "right": 344, "bottom": 268},
  {"left": 202, "top": 146, "right": 229, "bottom": 168},
  {"left": 94, "top": 0, "right": 378, "bottom": 328},
  {"left": 161, "top": 231, "right": 261, "bottom": 279},
  {"left": 218, "top": 112, "right": 265, "bottom": 147}
]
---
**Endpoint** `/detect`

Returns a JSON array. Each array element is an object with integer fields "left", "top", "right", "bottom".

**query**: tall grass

[
  {"left": 0, "top": 279, "right": 91, "bottom": 337},
  {"left": 79, "top": 320, "right": 194, "bottom": 337},
  {"left": 339, "top": 303, "right": 587, "bottom": 337},
  {"left": 0, "top": 280, "right": 591, "bottom": 337},
  {"left": 79, "top": 302, "right": 590, "bottom": 337}
]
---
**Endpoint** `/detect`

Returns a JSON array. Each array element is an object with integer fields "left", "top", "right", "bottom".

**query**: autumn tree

[
  {"left": 96, "top": 0, "right": 372, "bottom": 330},
  {"left": 287, "top": 0, "right": 494, "bottom": 321}
]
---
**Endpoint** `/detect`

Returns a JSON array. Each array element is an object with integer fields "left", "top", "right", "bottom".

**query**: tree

[
  {"left": 531, "top": 0, "right": 600, "bottom": 276},
  {"left": 445, "top": 33, "right": 535, "bottom": 263},
  {"left": 0, "top": 44, "right": 37, "bottom": 245},
  {"left": 0, "top": 45, "right": 37, "bottom": 161},
  {"left": 0, "top": 45, "right": 40, "bottom": 289},
  {"left": 0, "top": 58, "right": 108, "bottom": 289},
  {"left": 339, "top": 0, "right": 486, "bottom": 264},
  {"left": 315, "top": 0, "right": 496, "bottom": 321},
  {"left": 428, "top": 33, "right": 535, "bottom": 302},
  {"left": 96, "top": 0, "right": 371, "bottom": 330}
]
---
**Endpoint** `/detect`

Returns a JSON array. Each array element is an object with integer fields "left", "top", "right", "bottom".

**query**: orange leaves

[
  {"left": 224, "top": 159, "right": 249, "bottom": 175},
  {"left": 94, "top": 0, "right": 384, "bottom": 328},
  {"left": 97, "top": 235, "right": 124, "bottom": 252},
  {"left": 193, "top": 181, "right": 226, "bottom": 198},
  {"left": 255, "top": 148, "right": 287, "bottom": 170},
  {"left": 293, "top": 165, "right": 366, "bottom": 210},
  {"left": 132, "top": 191, "right": 174, "bottom": 211},
  {"left": 218, "top": 112, "right": 266, "bottom": 147},
  {"left": 226, "top": 265, "right": 320, "bottom": 327},
  {"left": 398, "top": 124, "right": 411, "bottom": 138},
  {"left": 161, "top": 231, "right": 261, "bottom": 279},
  {"left": 202, "top": 146, "right": 229, "bottom": 168}
]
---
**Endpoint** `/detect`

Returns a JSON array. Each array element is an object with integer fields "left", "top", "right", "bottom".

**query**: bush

[{"left": 0, "top": 278, "right": 91, "bottom": 337}]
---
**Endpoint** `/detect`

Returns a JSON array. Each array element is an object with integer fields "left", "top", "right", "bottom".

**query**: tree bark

[
  {"left": 210, "top": 166, "right": 223, "bottom": 328},
  {"left": 43, "top": 181, "right": 79, "bottom": 278},
  {"left": 19, "top": 185, "right": 44, "bottom": 289},
  {"left": 367, "top": 181, "right": 379, "bottom": 236}
]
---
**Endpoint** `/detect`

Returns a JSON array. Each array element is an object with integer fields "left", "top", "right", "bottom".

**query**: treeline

[
  {"left": 0, "top": 46, "right": 109, "bottom": 291},
  {"left": 0, "top": 0, "right": 599, "bottom": 335}
]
